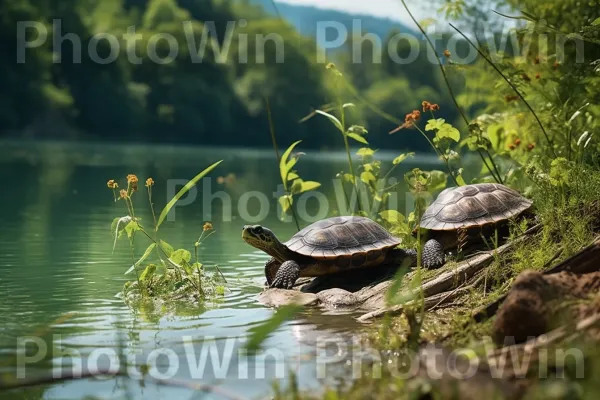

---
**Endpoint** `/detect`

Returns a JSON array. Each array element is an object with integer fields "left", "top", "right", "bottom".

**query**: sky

[{"left": 276, "top": 0, "right": 427, "bottom": 26}]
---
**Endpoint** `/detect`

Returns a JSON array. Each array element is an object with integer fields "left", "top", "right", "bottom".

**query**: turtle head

[{"left": 242, "top": 225, "right": 279, "bottom": 253}]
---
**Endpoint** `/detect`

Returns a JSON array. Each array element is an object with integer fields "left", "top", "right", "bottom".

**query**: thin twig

[
  {"left": 398, "top": 0, "right": 504, "bottom": 184},
  {"left": 0, "top": 370, "right": 246, "bottom": 400},
  {"left": 449, "top": 23, "right": 557, "bottom": 158},
  {"left": 265, "top": 97, "right": 301, "bottom": 231}
]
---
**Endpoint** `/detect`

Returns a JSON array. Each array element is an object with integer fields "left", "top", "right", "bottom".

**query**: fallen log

[{"left": 358, "top": 225, "right": 540, "bottom": 322}]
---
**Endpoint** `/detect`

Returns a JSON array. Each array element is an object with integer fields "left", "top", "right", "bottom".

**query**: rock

[
  {"left": 493, "top": 270, "right": 600, "bottom": 345},
  {"left": 258, "top": 289, "right": 318, "bottom": 307},
  {"left": 316, "top": 288, "right": 360, "bottom": 308}
]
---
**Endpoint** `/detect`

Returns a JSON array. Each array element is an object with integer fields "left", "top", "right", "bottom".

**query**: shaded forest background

[
  {"left": 3, "top": 0, "right": 597, "bottom": 152},
  {"left": 1, "top": 0, "right": 461, "bottom": 151}
]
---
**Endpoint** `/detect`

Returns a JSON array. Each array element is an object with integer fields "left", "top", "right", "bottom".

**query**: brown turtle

[
  {"left": 242, "top": 216, "right": 416, "bottom": 289},
  {"left": 418, "top": 183, "right": 533, "bottom": 268}
]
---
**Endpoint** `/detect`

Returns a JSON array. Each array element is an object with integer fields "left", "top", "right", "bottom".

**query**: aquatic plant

[{"left": 107, "top": 161, "right": 227, "bottom": 306}]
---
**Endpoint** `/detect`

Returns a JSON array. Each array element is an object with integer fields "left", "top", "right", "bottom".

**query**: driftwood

[{"left": 357, "top": 226, "right": 540, "bottom": 322}]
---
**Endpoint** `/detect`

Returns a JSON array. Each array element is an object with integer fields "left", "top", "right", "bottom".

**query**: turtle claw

[
  {"left": 270, "top": 260, "right": 301, "bottom": 289},
  {"left": 270, "top": 276, "right": 294, "bottom": 290}
]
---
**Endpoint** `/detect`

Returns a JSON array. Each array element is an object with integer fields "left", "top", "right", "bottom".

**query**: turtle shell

[
  {"left": 284, "top": 216, "right": 400, "bottom": 260},
  {"left": 420, "top": 183, "right": 533, "bottom": 231}
]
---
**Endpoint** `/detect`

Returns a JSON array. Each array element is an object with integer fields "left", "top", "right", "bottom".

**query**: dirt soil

[{"left": 493, "top": 271, "right": 600, "bottom": 344}]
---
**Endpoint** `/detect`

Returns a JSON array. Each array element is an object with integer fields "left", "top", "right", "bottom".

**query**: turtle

[
  {"left": 242, "top": 216, "right": 416, "bottom": 289},
  {"left": 418, "top": 183, "right": 534, "bottom": 269}
]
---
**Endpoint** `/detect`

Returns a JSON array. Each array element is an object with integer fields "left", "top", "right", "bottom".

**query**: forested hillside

[{"left": 1, "top": 0, "right": 451, "bottom": 151}]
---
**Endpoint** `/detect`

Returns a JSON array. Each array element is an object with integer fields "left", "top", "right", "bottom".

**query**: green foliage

[
  {"left": 277, "top": 141, "right": 321, "bottom": 220},
  {"left": 156, "top": 161, "right": 223, "bottom": 229},
  {"left": 425, "top": 118, "right": 460, "bottom": 143},
  {"left": 108, "top": 170, "right": 225, "bottom": 307}
]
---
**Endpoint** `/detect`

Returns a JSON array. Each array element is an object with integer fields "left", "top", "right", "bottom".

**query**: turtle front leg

[
  {"left": 270, "top": 260, "right": 301, "bottom": 289},
  {"left": 422, "top": 239, "right": 445, "bottom": 269}
]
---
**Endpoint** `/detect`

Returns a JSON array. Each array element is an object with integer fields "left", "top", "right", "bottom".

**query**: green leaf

[
  {"left": 279, "top": 195, "right": 293, "bottom": 218},
  {"left": 280, "top": 140, "right": 302, "bottom": 185},
  {"left": 456, "top": 174, "right": 467, "bottom": 186},
  {"left": 360, "top": 171, "right": 376, "bottom": 185},
  {"left": 429, "top": 170, "right": 449, "bottom": 192},
  {"left": 346, "top": 132, "right": 369, "bottom": 144},
  {"left": 124, "top": 220, "right": 140, "bottom": 239},
  {"left": 342, "top": 173, "right": 356, "bottom": 184},
  {"left": 343, "top": 103, "right": 356, "bottom": 109},
  {"left": 156, "top": 161, "right": 223, "bottom": 229},
  {"left": 171, "top": 249, "right": 192, "bottom": 265},
  {"left": 298, "top": 181, "right": 321, "bottom": 194},
  {"left": 393, "top": 152, "right": 415, "bottom": 165},
  {"left": 425, "top": 118, "right": 446, "bottom": 132},
  {"left": 139, "top": 264, "right": 156, "bottom": 281},
  {"left": 126, "top": 243, "right": 157, "bottom": 275},
  {"left": 111, "top": 216, "right": 132, "bottom": 253},
  {"left": 592, "top": 17, "right": 600, "bottom": 26},
  {"left": 287, "top": 172, "right": 300, "bottom": 181},
  {"left": 379, "top": 210, "right": 406, "bottom": 224},
  {"left": 245, "top": 305, "right": 301, "bottom": 351},
  {"left": 315, "top": 110, "right": 343, "bottom": 132},
  {"left": 347, "top": 125, "right": 368, "bottom": 136},
  {"left": 357, "top": 148, "right": 376, "bottom": 157},
  {"left": 290, "top": 179, "right": 321, "bottom": 195},
  {"left": 437, "top": 124, "right": 460, "bottom": 142},
  {"left": 159, "top": 240, "right": 174, "bottom": 258}
]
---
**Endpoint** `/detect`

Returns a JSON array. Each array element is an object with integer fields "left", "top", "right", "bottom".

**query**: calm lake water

[{"left": 0, "top": 140, "right": 452, "bottom": 399}]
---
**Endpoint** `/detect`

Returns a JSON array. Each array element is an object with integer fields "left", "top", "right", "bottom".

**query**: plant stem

[
  {"left": 338, "top": 93, "right": 363, "bottom": 214},
  {"left": 412, "top": 123, "right": 460, "bottom": 186},
  {"left": 265, "top": 97, "right": 301, "bottom": 231},
  {"left": 399, "top": 0, "right": 505, "bottom": 183},
  {"left": 129, "top": 235, "right": 143, "bottom": 295},
  {"left": 448, "top": 23, "right": 557, "bottom": 158},
  {"left": 147, "top": 186, "right": 165, "bottom": 265}
]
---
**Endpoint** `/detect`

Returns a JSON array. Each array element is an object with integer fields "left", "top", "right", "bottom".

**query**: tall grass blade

[{"left": 156, "top": 161, "right": 223, "bottom": 230}]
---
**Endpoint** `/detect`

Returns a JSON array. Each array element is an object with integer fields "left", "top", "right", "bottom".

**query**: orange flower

[
  {"left": 119, "top": 189, "right": 128, "bottom": 199},
  {"left": 515, "top": 138, "right": 522, "bottom": 146},
  {"left": 535, "top": 73, "right": 541, "bottom": 80},
  {"left": 443, "top": 49, "right": 451, "bottom": 58},
  {"left": 203, "top": 222, "right": 213, "bottom": 232},
  {"left": 509, "top": 144, "right": 516, "bottom": 151},
  {"left": 390, "top": 110, "right": 421, "bottom": 133},
  {"left": 527, "top": 143, "right": 536, "bottom": 151},
  {"left": 107, "top": 180, "right": 118, "bottom": 189},
  {"left": 422, "top": 101, "right": 440, "bottom": 112},
  {"left": 407, "top": 110, "right": 421, "bottom": 122},
  {"left": 145, "top": 178, "right": 154, "bottom": 188},
  {"left": 127, "top": 174, "right": 138, "bottom": 192}
]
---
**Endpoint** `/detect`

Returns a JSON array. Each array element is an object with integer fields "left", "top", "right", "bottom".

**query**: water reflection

[{"left": 0, "top": 141, "right": 443, "bottom": 399}]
